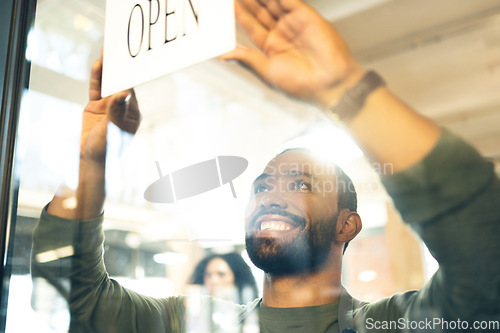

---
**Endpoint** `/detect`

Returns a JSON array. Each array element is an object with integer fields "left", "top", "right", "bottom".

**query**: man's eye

[
  {"left": 294, "top": 180, "right": 312, "bottom": 192},
  {"left": 254, "top": 184, "right": 269, "bottom": 193}
]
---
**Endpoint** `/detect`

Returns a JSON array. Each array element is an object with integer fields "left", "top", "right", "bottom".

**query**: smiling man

[
  {"left": 31, "top": 0, "right": 499, "bottom": 332},
  {"left": 244, "top": 149, "right": 363, "bottom": 324},
  {"left": 245, "top": 150, "right": 359, "bottom": 280}
]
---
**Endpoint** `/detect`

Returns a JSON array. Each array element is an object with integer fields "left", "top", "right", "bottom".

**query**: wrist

[
  {"left": 78, "top": 156, "right": 106, "bottom": 187},
  {"left": 80, "top": 150, "right": 106, "bottom": 166},
  {"left": 322, "top": 69, "right": 386, "bottom": 123},
  {"left": 75, "top": 157, "right": 106, "bottom": 220},
  {"left": 315, "top": 65, "right": 367, "bottom": 109}
]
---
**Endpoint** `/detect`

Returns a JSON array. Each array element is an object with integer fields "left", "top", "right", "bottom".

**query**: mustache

[{"left": 250, "top": 207, "right": 306, "bottom": 229}]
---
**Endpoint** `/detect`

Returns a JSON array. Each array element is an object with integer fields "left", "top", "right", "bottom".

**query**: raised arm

[
  {"left": 223, "top": 0, "right": 441, "bottom": 172},
  {"left": 47, "top": 59, "right": 140, "bottom": 219},
  {"left": 32, "top": 60, "right": 190, "bottom": 333},
  {"left": 226, "top": 0, "right": 500, "bottom": 325}
]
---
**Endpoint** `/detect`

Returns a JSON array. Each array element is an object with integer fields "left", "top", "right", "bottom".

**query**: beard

[{"left": 245, "top": 209, "right": 338, "bottom": 276}]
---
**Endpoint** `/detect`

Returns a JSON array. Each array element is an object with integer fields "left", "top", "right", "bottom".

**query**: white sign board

[{"left": 102, "top": 0, "right": 235, "bottom": 97}]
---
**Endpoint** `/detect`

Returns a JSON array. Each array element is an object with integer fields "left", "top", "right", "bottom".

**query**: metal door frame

[{"left": 0, "top": 0, "right": 37, "bottom": 330}]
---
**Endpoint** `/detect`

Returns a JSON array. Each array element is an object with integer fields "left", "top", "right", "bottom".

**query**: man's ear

[{"left": 336, "top": 209, "right": 362, "bottom": 243}]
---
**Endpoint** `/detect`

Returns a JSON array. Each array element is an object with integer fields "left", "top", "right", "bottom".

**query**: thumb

[
  {"left": 221, "top": 46, "right": 270, "bottom": 82},
  {"left": 107, "top": 90, "right": 131, "bottom": 128}
]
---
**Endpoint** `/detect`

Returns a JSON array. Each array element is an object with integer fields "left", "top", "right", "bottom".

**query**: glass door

[
  {"left": 0, "top": 0, "right": 36, "bottom": 331},
  {"left": 3, "top": 0, "right": 474, "bottom": 331}
]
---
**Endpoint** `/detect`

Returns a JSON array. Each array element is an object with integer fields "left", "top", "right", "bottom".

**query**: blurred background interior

[{"left": 6, "top": 0, "right": 500, "bottom": 331}]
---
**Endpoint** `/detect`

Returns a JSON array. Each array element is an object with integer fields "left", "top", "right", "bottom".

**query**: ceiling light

[{"left": 153, "top": 252, "right": 189, "bottom": 265}]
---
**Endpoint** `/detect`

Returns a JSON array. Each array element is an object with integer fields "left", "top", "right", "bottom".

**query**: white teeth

[{"left": 260, "top": 221, "right": 293, "bottom": 231}]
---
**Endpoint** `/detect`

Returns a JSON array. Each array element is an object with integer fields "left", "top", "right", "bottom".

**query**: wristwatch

[{"left": 327, "top": 70, "right": 385, "bottom": 123}]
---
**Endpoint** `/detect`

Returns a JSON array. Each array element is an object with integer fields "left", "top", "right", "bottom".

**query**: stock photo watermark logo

[
  {"left": 254, "top": 161, "right": 394, "bottom": 197},
  {"left": 365, "top": 317, "right": 500, "bottom": 331},
  {"left": 144, "top": 156, "right": 248, "bottom": 203}
]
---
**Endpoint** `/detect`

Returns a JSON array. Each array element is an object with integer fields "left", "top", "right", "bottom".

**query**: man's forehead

[{"left": 263, "top": 150, "right": 337, "bottom": 177}]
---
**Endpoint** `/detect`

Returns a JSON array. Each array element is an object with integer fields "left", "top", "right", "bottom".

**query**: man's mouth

[
  {"left": 256, "top": 215, "right": 298, "bottom": 232},
  {"left": 260, "top": 221, "right": 292, "bottom": 231},
  {"left": 249, "top": 208, "right": 306, "bottom": 235}
]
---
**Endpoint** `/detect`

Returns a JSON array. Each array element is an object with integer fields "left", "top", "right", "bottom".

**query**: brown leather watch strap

[{"left": 328, "top": 70, "right": 386, "bottom": 123}]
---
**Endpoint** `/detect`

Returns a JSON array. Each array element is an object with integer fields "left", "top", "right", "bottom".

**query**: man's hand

[
  {"left": 226, "top": 0, "right": 441, "bottom": 172},
  {"left": 81, "top": 59, "right": 141, "bottom": 164},
  {"left": 223, "top": 0, "right": 365, "bottom": 107},
  {"left": 47, "top": 59, "right": 141, "bottom": 220}
]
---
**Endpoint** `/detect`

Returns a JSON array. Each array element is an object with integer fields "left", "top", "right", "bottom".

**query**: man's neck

[{"left": 261, "top": 253, "right": 343, "bottom": 308}]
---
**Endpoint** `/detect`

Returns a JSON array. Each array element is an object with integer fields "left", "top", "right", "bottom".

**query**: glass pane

[
  {"left": 4, "top": 0, "right": 499, "bottom": 332},
  {"left": 7, "top": 0, "right": 106, "bottom": 331}
]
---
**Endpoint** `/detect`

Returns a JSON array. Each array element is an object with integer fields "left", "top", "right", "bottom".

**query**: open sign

[
  {"left": 126, "top": 0, "right": 200, "bottom": 58},
  {"left": 102, "top": 0, "right": 235, "bottom": 97}
]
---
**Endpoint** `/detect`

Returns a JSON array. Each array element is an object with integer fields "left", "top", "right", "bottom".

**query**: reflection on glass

[{"left": 3, "top": 0, "right": 498, "bottom": 332}]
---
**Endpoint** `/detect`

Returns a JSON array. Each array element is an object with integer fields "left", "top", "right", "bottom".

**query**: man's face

[{"left": 245, "top": 150, "right": 340, "bottom": 276}]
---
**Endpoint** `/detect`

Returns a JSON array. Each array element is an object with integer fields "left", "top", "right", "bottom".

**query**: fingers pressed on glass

[
  {"left": 278, "top": 0, "right": 304, "bottom": 12},
  {"left": 261, "top": 0, "right": 285, "bottom": 20},
  {"left": 235, "top": 0, "right": 270, "bottom": 48},
  {"left": 241, "top": 0, "right": 277, "bottom": 30}
]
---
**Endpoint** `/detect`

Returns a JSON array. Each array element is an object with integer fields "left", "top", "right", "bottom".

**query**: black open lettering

[
  {"left": 127, "top": 0, "right": 201, "bottom": 56},
  {"left": 186, "top": 0, "right": 199, "bottom": 25},
  {"left": 165, "top": 0, "right": 177, "bottom": 44},
  {"left": 148, "top": 0, "right": 160, "bottom": 50},
  {"left": 182, "top": 0, "right": 199, "bottom": 37},
  {"left": 127, "top": 4, "right": 144, "bottom": 58}
]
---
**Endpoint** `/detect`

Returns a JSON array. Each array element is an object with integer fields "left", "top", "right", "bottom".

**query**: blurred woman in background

[{"left": 190, "top": 252, "right": 259, "bottom": 305}]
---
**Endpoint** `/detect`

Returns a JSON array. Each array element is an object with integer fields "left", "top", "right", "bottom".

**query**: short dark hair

[
  {"left": 191, "top": 252, "right": 259, "bottom": 303},
  {"left": 277, "top": 148, "right": 357, "bottom": 254}
]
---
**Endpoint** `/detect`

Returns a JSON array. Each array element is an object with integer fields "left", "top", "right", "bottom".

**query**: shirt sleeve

[
  {"left": 31, "top": 206, "right": 186, "bottom": 333},
  {"left": 375, "top": 129, "right": 500, "bottom": 323}
]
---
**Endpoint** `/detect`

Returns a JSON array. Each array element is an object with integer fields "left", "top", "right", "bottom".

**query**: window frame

[{"left": 0, "top": 0, "right": 37, "bottom": 330}]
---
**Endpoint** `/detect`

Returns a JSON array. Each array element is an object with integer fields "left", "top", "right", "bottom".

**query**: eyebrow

[{"left": 252, "top": 170, "right": 315, "bottom": 184}]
